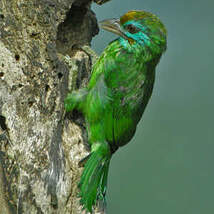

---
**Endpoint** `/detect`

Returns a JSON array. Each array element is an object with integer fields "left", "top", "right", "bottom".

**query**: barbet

[{"left": 65, "top": 10, "right": 167, "bottom": 213}]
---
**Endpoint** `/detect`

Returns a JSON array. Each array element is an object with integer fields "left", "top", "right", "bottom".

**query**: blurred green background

[{"left": 91, "top": 0, "right": 214, "bottom": 213}]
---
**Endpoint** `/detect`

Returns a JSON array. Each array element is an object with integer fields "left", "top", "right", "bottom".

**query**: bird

[{"left": 65, "top": 10, "right": 167, "bottom": 213}]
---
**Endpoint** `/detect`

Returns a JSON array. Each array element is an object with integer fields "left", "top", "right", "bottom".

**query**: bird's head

[{"left": 100, "top": 10, "right": 167, "bottom": 54}]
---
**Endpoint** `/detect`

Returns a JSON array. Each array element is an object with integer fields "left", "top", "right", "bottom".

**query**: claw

[{"left": 78, "top": 154, "right": 91, "bottom": 167}]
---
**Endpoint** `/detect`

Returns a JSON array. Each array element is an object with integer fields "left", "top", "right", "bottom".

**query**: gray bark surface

[{"left": 0, "top": 0, "right": 103, "bottom": 213}]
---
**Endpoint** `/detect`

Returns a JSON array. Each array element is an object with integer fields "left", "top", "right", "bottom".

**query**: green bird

[{"left": 65, "top": 10, "right": 167, "bottom": 213}]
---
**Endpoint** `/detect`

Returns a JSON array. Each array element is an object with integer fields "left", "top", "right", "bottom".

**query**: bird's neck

[
  {"left": 118, "top": 37, "right": 162, "bottom": 65},
  {"left": 116, "top": 38, "right": 161, "bottom": 71},
  {"left": 119, "top": 35, "right": 149, "bottom": 50}
]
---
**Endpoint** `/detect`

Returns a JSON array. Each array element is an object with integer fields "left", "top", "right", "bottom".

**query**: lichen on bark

[{"left": 0, "top": 0, "right": 102, "bottom": 213}]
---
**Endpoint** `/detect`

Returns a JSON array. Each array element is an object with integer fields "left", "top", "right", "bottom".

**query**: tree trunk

[{"left": 0, "top": 0, "right": 102, "bottom": 213}]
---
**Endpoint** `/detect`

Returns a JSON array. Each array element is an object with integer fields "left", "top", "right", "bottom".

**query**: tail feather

[
  {"left": 82, "top": 160, "right": 105, "bottom": 211},
  {"left": 78, "top": 143, "right": 111, "bottom": 213},
  {"left": 99, "top": 160, "right": 110, "bottom": 200}
]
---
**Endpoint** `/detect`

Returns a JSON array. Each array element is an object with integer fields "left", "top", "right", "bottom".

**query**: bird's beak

[{"left": 99, "top": 18, "right": 129, "bottom": 40}]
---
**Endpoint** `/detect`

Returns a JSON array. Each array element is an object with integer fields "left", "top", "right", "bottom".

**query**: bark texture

[{"left": 0, "top": 0, "right": 102, "bottom": 213}]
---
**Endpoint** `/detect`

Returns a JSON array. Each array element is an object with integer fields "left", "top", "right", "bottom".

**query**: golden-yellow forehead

[{"left": 120, "top": 10, "right": 155, "bottom": 25}]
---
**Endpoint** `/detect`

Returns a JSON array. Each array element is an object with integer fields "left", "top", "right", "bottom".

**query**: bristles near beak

[{"left": 99, "top": 18, "right": 129, "bottom": 40}]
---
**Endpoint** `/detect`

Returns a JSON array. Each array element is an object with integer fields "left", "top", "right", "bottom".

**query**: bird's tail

[
  {"left": 78, "top": 142, "right": 111, "bottom": 213},
  {"left": 64, "top": 88, "right": 88, "bottom": 112}
]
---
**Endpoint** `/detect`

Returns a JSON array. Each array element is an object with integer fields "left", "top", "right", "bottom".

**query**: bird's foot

[
  {"left": 78, "top": 153, "right": 91, "bottom": 167},
  {"left": 74, "top": 44, "right": 99, "bottom": 66}
]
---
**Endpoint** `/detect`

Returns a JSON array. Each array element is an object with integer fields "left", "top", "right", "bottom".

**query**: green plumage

[{"left": 65, "top": 10, "right": 167, "bottom": 213}]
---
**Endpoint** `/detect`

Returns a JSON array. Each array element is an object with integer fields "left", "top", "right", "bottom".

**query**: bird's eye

[{"left": 126, "top": 24, "right": 139, "bottom": 34}]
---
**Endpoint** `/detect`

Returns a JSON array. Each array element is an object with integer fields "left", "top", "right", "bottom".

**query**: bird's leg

[
  {"left": 64, "top": 88, "right": 88, "bottom": 113},
  {"left": 94, "top": 0, "right": 111, "bottom": 5}
]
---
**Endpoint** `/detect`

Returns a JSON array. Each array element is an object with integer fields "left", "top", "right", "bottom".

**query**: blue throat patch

[{"left": 119, "top": 20, "right": 151, "bottom": 50}]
